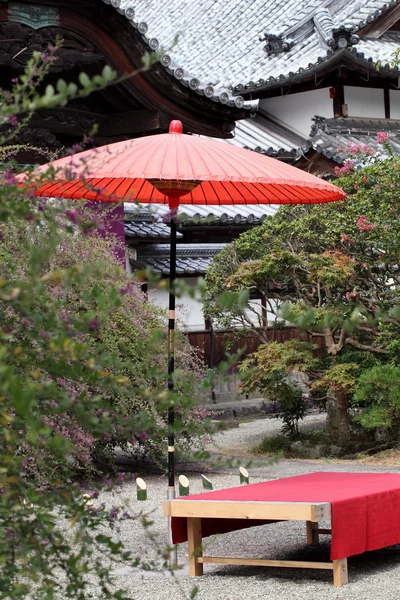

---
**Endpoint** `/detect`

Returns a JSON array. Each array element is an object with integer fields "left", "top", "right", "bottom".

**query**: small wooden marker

[
  {"left": 201, "top": 474, "right": 213, "bottom": 490},
  {"left": 239, "top": 467, "right": 249, "bottom": 485},
  {"left": 82, "top": 494, "right": 93, "bottom": 507},
  {"left": 136, "top": 477, "right": 147, "bottom": 501},
  {"left": 179, "top": 474, "right": 190, "bottom": 496}
]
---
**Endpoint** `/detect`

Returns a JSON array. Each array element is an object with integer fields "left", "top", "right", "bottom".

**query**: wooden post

[
  {"left": 333, "top": 558, "right": 348, "bottom": 587},
  {"left": 136, "top": 477, "right": 147, "bottom": 501},
  {"left": 201, "top": 474, "right": 213, "bottom": 490},
  {"left": 178, "top": 475, "right": 190, "bottom": 496},
  {"left": 239, "top": 467, "right": 249, "bottom": 485},
  {"left": 306, "top": 521, "right": 319, "bottom": 545},
  {"left": 187, "top": 518, "right": 203, "bottom": 576}
]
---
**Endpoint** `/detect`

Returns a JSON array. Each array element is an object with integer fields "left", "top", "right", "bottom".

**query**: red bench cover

[{"left": 171, "top": 472, "right": 400, "bottom": 559}]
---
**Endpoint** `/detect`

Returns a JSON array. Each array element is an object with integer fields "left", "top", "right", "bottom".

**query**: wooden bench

[{"left": 163, "top": 498, "right": 348, "bottom": 586}]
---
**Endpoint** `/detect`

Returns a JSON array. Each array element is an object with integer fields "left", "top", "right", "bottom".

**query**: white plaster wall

[
  {"left": 246, "top": 298, "right": 277, "bottom": 327},
  {"left": 260, "top": 88, "right": 334, "bottom": 137},
  {"left": 390, "top": 90, "right": 400, "bottom": 119},
  {"left": 147, "top": 277, "right": 205, "bottom": 331},
  {"left": 344, "top": 86, "right": 384, "bottom": 118},
  {"left": 146, "top": 280, "right": 280, "bottom": 331}
]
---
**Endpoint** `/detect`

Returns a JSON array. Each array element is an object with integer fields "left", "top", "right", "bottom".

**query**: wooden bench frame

[{"left": 163, "top": 499, "right": 348, "bottom": 587}]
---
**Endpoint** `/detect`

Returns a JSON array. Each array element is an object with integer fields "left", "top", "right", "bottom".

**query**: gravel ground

[
  {"left": 207, "top": 412, "right": 327, "bottom": 457},
  {"left": 82, "top": 415, "right": 400, "bottom": 600}
]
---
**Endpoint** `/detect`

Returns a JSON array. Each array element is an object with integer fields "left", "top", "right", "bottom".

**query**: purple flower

[
  {"left": 109, "top": 506, "right": 120, "bottom": 520},
  {"left": 9, "top": 115, "right": 18, "bottom": 127},
  {"left": 89, "top": 319, "right": 98, "bottom": 331},
  {"left": 65, "top": 209, "right": 77, "bottom": 224}
]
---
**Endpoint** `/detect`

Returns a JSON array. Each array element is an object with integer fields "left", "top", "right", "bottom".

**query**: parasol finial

[{"left": 169, "top": 120, "right": 183, "bottom": 134}]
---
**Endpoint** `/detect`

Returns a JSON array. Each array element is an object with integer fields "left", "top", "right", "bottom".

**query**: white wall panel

[
  {"left": 260, "top": 88, "right": 334, "bottom": 137},
  {"left": 390, "top": 90, "right": 400, "bottom": 119},
  {"left": 344, "top": 86, "right": 384, "bottom": 118},
  {"left": 148, "top": 278, "right": 204, "bottom": 331}
]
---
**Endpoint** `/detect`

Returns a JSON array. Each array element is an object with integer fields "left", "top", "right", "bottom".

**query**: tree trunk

[{"left": 326, "top": 387, "right": 349, "bottom": 443}]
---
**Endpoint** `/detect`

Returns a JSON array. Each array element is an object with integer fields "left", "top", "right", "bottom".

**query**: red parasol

[
  {"left": 24, "top": 120, "right": 344, "bottom": 207},
  {"left": 21, "top": 120, "right": 345, "bottom": 563}
]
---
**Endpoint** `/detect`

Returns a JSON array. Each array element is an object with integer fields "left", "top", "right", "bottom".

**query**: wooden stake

[
  {"left": 201, "top": 474, "right": 213, "bottom": 490},
  {"left": 136, "top": 477, "right": 147, "bottom": 501},
  {"left": 239, "top": 467, "right": 249, "bottom": 485},
  {"left": 178, "top": 475, "right": 190, "bottom": 496}
]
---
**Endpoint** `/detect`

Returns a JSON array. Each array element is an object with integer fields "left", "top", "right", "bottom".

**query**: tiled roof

[
  {"left": 221, "top": 115, "right": 400, "bottom": 166},
  {"left": 226, "top": 112, "right": 307, "bottom": 160},
  {"left": 124, "top": 202, "right": 279, "bottom": 226},
  {"left": 124, "top": 220, "right": 183, "bottom": 240},
  {"left": 131, "top": 243, "right": 226, "bottom": 275},
  {"left": 308, "top": 116, "right": 400, "bottom": 163},
  {"left": 104, "top": 0, "right": 400, "bottom": 97}
]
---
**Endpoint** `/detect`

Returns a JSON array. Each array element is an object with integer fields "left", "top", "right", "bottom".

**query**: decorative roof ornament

[
  {"left": 310, "top": 115, "right": 328, "bottom": 137},
  {"left": 260, "top": 33, "right": 294, "bottom": 56},
  {"left": 9, "top": 2, "right": 59, "bottom": 30},
  {"left": 329, "top": 26, "right": 360, "bottom": 51}
]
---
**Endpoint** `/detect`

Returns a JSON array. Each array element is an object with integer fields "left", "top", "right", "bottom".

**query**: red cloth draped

[{"left": 171, "top": 472, "right": 400, "bottom": 559}]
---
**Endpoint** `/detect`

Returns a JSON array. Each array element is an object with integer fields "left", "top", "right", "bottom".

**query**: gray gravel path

[
  {"left": 208, "top": 412, "right": 326, "bottom": 456},
  {"left": 88, "top": 416, "right": 400, "bottom": 599}
]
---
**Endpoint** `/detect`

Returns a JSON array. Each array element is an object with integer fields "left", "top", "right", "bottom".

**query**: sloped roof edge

[
  {"left": 237, "top": 45, "right": 399, "bottom": 96},
  {"left": 102, "top": 0, "right": 257, "bottom": 112}
]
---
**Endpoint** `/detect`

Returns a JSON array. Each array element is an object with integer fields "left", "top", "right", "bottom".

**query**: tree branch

[{"left": 345, "top": 337, "right": 389, "bottom": 354}]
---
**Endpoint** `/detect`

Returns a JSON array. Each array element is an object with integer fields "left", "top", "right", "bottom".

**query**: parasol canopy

[{"left": 22, "top": 120, "right": 346, "bottom": 207}]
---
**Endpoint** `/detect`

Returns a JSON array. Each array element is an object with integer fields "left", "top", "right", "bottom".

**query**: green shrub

[
  {"left": 352, "top": 364, "right": 400, "bottom": 432},
  {"left": 256, "top": 434, "right": 287, "bottom": 455}
]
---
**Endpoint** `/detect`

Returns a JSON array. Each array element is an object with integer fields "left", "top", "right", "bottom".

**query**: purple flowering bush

[
  {"left": 0, "top": 207, "right": 208, "bottom": 482},
  {"left": 0, "top": 52, "right": 206, "bottom": 600}
]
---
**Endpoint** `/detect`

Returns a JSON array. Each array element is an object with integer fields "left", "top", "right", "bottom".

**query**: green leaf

[
  {"left": 56, "top": 79, "right": 67, "bottom": 94},
  {"left": 78, "top": 72, "right": 91, "bottom": 88}
]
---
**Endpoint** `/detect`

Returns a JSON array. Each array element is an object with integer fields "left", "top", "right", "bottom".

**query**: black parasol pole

[
  {"left": 167, "top": 213, "right": 177, "bottom": 566},
  {"left": 168, "top": 216, "right": 177, "bottom": 488}
]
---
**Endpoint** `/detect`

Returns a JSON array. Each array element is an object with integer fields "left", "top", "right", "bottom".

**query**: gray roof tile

[
  {"left": 131, "top": 243, "right": 226, "bottom": 275},
  {"left": 124, "top": 202, "right": 279, "bottom": 224},
  {"left": 104, "top": 0, "right": 399, "bottom": 94},
  {"left": 124, "top": 221, "right": 183, "bottom": 240},
  {"left": 308, "top": 116, "right": 400, "bottom": 163}
]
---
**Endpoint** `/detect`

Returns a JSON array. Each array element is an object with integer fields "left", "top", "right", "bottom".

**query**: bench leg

[
  {"left": 333, "top": 558, "right": 348, "bottom": 586},
  {"left": 306, "top": 521, "right": 319, "bottom": 545},
  {"left": 187, "top": 518, "right": 203, "bottom": 576}
]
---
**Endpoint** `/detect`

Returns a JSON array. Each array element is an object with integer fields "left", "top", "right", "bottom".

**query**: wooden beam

[
  {"left": 198, "top": 557, "right": 334, "bottom": 570},
  {"left": 30, "top": 108, "right": 105, "bottom": 135},
  {"left": 187, "top": 518, "right": 203, "bottom": 576},
  {"left": 333, "top": 84, "right": 345, "bottom": 118},
  {"left": 163, "top": 500, "right": 331, "bottom": 521},
  {"left": 306, "top": 521, "right": 319, "bottom": 545},
  {"left": 98, "top": 109, "right": 167, "bottom": 137},
  {"left": 384, "top": 88, "right": 390, "bottom": 119},
  {"left": 360, "top": 4, "right": 400, "bottom": 38},
  {"left": 333, "top": 558, "right": 348, "bottom": 586}
]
